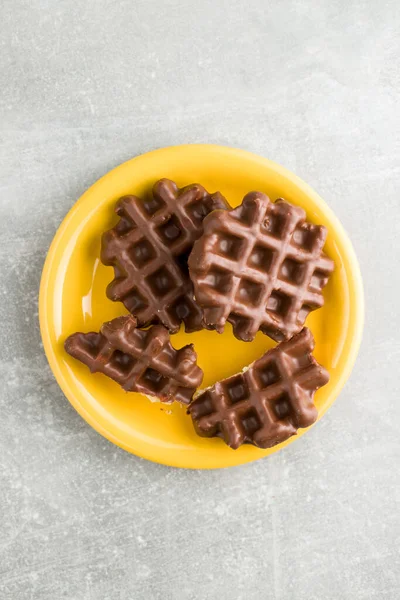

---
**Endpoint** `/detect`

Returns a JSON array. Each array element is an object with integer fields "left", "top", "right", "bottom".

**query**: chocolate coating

[
  {"left": 101, "top": 179, "right": 229, "bottom": 333},
  {"left": 65, "top": 315, "right": 203, "bottom": 404},
  {"left": 189, "top": 192, "right": 334, "bottom": 342},
  {"left": 188, "top": 328, "right": 329, "bottom": 449}
]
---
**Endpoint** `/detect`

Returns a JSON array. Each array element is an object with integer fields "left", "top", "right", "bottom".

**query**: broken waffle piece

[
  {"left": 188, "top": 191, "right": 334, "bottom": 342},
  {"left": 188, "top": 328, "right": 329, "bottom": 449},
  {"left": 101, "top": 179, "right": 229, "bottom": 333},
  {"left": 65, "top": 315, "right": 203, "bottom": 404}
]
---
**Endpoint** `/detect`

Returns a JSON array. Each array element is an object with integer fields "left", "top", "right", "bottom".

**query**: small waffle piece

[
  {"left": 101, "top": 179, "right": 229, "bottom": 333},
  {"left": 65, "top": 315, "right": 203, "bottom": 404},
  {"left": 188, "top": 328, "right": 329, "bottom": 449},
  {"left": 189, "top": 191, "right": 334, "bottom": 342}
]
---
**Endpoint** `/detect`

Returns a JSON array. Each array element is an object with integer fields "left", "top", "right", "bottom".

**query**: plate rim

[{"left": 39, "top": 144, "right": 364, "bottom": 469}]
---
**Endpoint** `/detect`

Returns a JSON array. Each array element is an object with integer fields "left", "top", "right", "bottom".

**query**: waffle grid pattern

[
  {"left": 189, "top": 328, "right": 329, "bottom": 448},
  {"left": 65, "top": 316, "right": 203, "bottom": 404},
  {"left": 189, "top": 192, "right": 334, "bottom": 341},
  {"left": 101, "top": 179, "right": 228, "bottom": 333}
]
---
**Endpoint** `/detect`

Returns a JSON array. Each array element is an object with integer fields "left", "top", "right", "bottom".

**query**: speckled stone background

[{"left": 1, "top": 1, "right": 399, "bottom": 598}]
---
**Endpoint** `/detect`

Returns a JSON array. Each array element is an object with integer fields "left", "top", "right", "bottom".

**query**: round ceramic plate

[{"left": 39, "top": 145, "right": 364, "bottom": 469}]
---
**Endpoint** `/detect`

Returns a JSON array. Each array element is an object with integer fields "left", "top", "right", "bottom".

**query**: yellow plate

[{"left": 39, "top": 145, "right": 364, "bottom": 469}]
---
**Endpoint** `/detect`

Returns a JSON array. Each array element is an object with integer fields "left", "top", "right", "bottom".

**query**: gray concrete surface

[{"left": 1, "top": 0, "right": 399, "bottom": 598}]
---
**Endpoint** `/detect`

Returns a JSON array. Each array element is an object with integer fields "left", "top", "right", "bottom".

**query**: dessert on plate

[
  {"left": 101, "top": 178, "right": 229, "bottom": 333},
  {"left": 65, "top": 315, "right": 203, "bottom": 405},
  {"left": 189, "top": 191, "right": 334, "bottom": 342},
  {"left": 65, "top": 179, "right": 334, "bottom": 450},
  {"left": 189, "top": 328, "right": 328, "bottom": 449}
]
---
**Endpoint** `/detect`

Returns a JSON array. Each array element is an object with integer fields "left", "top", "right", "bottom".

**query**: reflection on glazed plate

[{"left": 39, "top": 145, "right": 364, "bottom": 469}]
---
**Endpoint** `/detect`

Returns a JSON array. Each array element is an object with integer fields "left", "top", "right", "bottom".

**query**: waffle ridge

[
  {"left": 189, "top": 191, "right": 334, "bottom": 341},
  {"left": 188, "top": 328, "right": 329, "bottom": 448},
  {"left": 101, "top": 178, "right": 229, "bottom": 333},
  {"left": 65, "top": 315, "right": 203, "bottom": 404}
]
